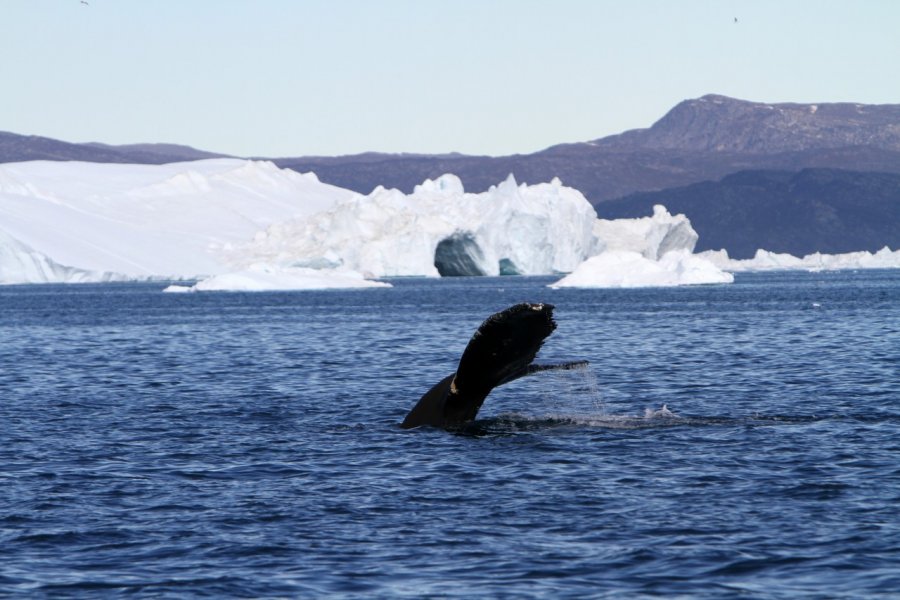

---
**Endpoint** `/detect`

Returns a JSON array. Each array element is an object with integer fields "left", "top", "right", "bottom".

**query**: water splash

[
  {"left": 529, "top": 361, "right": 605, "bottom": 419},
  {"left": 644, "top": 404, "right": 678, "bottom": 419}
]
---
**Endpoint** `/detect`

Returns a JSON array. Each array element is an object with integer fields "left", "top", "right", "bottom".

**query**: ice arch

[
  {"left": 434, "top": 233, "right": 487, "bottom": 276},
  {"left": 498, "top": 258, "right": 521, "bottom": 275}
]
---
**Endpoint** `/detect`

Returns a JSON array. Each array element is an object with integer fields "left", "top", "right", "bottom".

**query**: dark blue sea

[{"left": 1, "top": 271, "right": 899, "bottom": 598}]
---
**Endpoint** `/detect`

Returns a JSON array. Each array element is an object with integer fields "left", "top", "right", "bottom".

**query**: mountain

[
  {"left": 0, "top": 131, "right": 229, "bottom": 164},
  {"left": 273, "top": 95, "right": 900, "bottom": 202},
  {"left": 591, "top": 94, "right": 900, "bottom": 153},
  {"left": 596, "top": 168, "right": 900, "bottom": 259}
]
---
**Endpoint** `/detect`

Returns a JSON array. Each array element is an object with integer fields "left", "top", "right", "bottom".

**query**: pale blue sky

[{"left": 2, "top": 0, "right": 898, "bottom": 157}]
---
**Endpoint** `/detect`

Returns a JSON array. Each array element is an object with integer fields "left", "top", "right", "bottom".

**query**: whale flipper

[{"left": 401, "top": 303, "right": 585, "bottom": 429}]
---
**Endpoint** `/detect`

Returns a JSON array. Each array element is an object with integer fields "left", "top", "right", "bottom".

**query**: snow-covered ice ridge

[
  {"left": 700, "top": 247, "right": 900, "bottom": 272},
  {"left": 0, "top": 159, "right": 357, "bottom": 285}
]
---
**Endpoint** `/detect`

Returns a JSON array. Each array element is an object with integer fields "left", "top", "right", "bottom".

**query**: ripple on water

[{"left": 0, "top": 272, "right": 898, "bottom": 596}]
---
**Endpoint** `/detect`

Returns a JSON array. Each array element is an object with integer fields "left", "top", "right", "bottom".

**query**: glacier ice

[
  {"left": 230, "top": 174, "right": 601, "bottom": 278},
  {"left": 163, "top": 264, "right": 391, "bottom": 293},
  {"left": 700, "top": 247, "right": 900, "bottom": 272},
  {"left": 0, "top": 228, "right": 128, "bottom": 284},
  {"left": 0, "top": 159, "right": 353, "bottom": 284},
  {"left": 228, "top": 175, "right": 727, "bottom": 288},
  {"left": 202, "top": 175, "right": 718, "bottom": 288},
  {"left": 0, "top": 161, "right": 742, "bottom": 289},
  {"left": 550, "top": 249, "right": 734, "bottom": 288},
  {"left": 3, "top": 158, "right": 896, "bottom": 290},
  {"left": 546, "top": 205, "right": 733, "bottom": 288},
  {"left": 592, "top": 204, "right": 699, "bottom": 260}
]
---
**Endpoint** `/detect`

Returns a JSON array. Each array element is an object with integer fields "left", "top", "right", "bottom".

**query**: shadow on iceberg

[{"left": 433, "top": 232, "right": 488, "bottom": 276}]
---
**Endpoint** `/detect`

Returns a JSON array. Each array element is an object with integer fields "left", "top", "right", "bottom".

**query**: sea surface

[{"left": 1, "top": 271, "right": 899, "bottom": 598}]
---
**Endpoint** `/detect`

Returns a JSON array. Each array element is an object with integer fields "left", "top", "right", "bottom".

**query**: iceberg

[
  {"left": 700, "top": 247, "right": 900, "bottom": 272},
  {"left": 0, "top": 228, "right": 128, "bottom": 284},
  {"left": 182, "top": 177, "right": 711, "bottom": 289},
  {"left": 548, "top": 205, "right": 731, "bottom": 288},
  {"left": 549, "top": 249, "right": 733, "bottom": 288},
  {"left": 0, "top": 161, "right": 718, "bottom": 289},
  {"left": 230, "top": 177, "right": 703, "bottom": 282},
  {"left": 230, "top": 174, "right": 601, "bottom": 278},
  {"left": 0, "top": 159, "right": 353, "bottom": 284},
  {"left": 7, "top": 157, "right": 890, "bottom": 291},
  {"left": 163, "top": 264, "right": 391, "bottom": 293},
  {"left": 592, "top": 205, "right": 699, "bottom": 259}
]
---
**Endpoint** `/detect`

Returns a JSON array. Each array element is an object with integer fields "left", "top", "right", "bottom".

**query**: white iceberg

[
  {"left": 230, "top": 178, "right": 704, "bottom": 282},
  {"left": 164, "top": 264, "right": 391, "bottom": 293},
  {"left": 231, "top": 174, "right": 601, "bottom": 278},
  {"left": 0, "top": 159, "right": 354, "bottom": 284},
  {"left": 700, "top": 246, "right": 900, "bottom": 272},
  {"left": 592, "top": 205, "right": 699, "bottom": 259},
  {"left": 548, "top": 205, "right": 731, "bottom": 289},
  {"left": 549, "top": 249, "right": 734, "bottom": 288},
  {"left": 7, "top": 158, "right": 891, "bottom": 290},
  {"left": 0, "top": 228, "right": 132, "bottom": 284},
  {"left": 0, "top": 161, "right": 718, "bottom": 288}
]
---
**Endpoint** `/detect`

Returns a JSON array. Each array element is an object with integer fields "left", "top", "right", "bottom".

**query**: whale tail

[{"left": 401, "top": 303, "right": 586, "bottom": 429}]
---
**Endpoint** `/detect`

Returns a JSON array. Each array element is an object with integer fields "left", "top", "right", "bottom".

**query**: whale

[{"left": 401, "top": 302, "right": 588, "bottom": 429}]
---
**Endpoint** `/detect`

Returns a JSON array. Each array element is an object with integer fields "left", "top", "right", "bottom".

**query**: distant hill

[
  {"left": 0, "top": 131, "right": 229, "bottom": 164},
  {"left": 84, "top": 141, "right": 228, "bottom": 161},
  {"left": 591, "top": 94, "right": 900, "bottom": 153},
  {"left": 597, "top": 168, "right": 900, "bottom": 258},
  {"left": 273, "top": 95, "right": 900, "bottom": 203},
  {"left": 274, "top": 144, "right": 900, "bottom": 205}
]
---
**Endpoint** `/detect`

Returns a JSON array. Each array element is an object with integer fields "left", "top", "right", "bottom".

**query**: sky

[{"left": 2, "top": 0, "right": 899, "bottom": 157}]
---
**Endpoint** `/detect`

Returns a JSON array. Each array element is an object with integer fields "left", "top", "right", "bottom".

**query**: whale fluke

[{"left": 401, "top": 303, "right": 586, "bottom": 429}]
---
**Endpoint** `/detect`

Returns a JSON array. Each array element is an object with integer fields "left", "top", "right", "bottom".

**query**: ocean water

[{"left": 1, "top": 271, "right": 898, "bottom": 598}]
